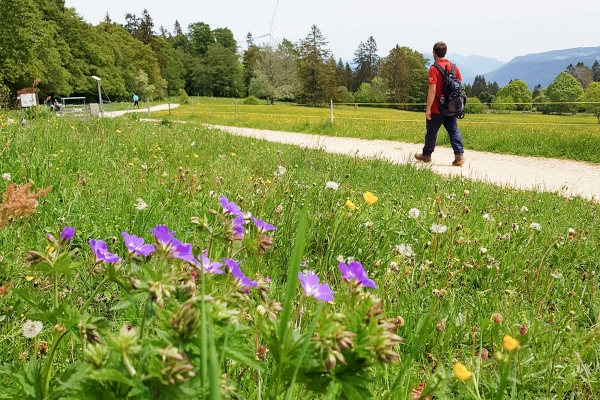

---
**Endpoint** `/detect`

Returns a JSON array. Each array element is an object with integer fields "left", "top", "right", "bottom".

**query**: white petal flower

[
  {"left": 395, "top": 244, "right": 415, "bottom": 257},
  {"left": 274, "top": 166, "right": 287, "bottom": 177},
  {"left": 134, "top": 198, "right": 148, "bottom": 210},
  {"left": 521, "top": 206, "right": 529, "bottom": 213},
  {"left": 463, "top": 190, "right": 470, "bottom": 196},
  {"left": 364, "top": 221, "right": 373, "bottom": 228},
  {"left": 479, "top": 247, "right": 488, "bottom": 255},
  {"left": 325, "top": 181, "right": 339, "bottom": 190},
  {"left": 568, "top": 228, "right": 576, "bottom": 234},
  {"left": 22, "top": 320, "right": 43, "bottom": 339},
  {"left": 336, "top": 255, "right": 345, "bottom": 263},
  {"left": 482, "top": 213, "right": 491, "bottom": 221},
  {"left": 256, "top": 305, "right": 267, "bottom": 315},
  {"left": 1, "top": 173, "right": 10, "bottom": 181},
  {"left": 430, "top": 224, "right": 447, "bottom": 234},
  {"left": 408, "top": 208, "right": 420, "bottom": 219},
  {"left": 140, "top": 164, "right": 147, "bottom": 170},
  {"left": 529, "top": 222, "right": 541, "bottom": 231}
]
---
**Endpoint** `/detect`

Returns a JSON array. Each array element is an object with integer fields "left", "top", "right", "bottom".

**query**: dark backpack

[{"left": 434, "top": 62, "right": 466, "bottom": 119}]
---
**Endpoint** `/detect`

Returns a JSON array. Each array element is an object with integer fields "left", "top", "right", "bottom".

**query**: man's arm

[{"left": 426, "top": 83, "right": 436, "bottom": 120}]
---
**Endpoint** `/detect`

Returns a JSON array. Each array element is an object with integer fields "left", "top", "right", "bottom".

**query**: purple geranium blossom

[
  {"left": 150, "top": 225, "right": 177, "bottom": 250},
  {"left": 250, "top": 216, "right": 277, "bottom": 233},
  {"left": 89, "top": 239, "right": 120, "bottom": 264},
  {"left": 166, "top": 238, "right": 196, "bottom": 263},
  {"left": 232, "top": 216, "right": 246, "bottom": 240},
  {"left": 60, "top": 226, "right": 76, "bottom": 244},
  {"left": 337, "top": 261, "right": 377, "bottom": 289},
  {"left": 198, "top": 253, "right": 224, "bottom": 275},
  {"left": 122, "top": 232, "right": 155, "bottom": 256},
  {"left": 298, "top": 271, "right": 334, "bottom": 302},
  {"left": 219, "top": 195, "right": 244, "bottom": 217},
  {"left": 222, "top": 258, "right": 258, "bottom": 288}
]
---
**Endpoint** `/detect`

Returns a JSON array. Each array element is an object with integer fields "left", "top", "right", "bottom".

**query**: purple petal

[
  {"left": 167, "top": 239, "right": 195, "bottom": 263},
  {"left": 150, "top": 225, "right": 176, "bottom": 249},
  {"left": 60, "top": 226, "right": 75, "bottom": 243},
  {"left": 298, "top": 271, "right": 334, "bottom": 302},
  {"left": 219, "top": 195, "right": 243, "bottom": 217},
  {"left": 89, "top": 239, "right": 120, "bottom": 264},
  {"left": 199, "top": 254, "right": 224, "bottom": 275},
  {"left": 250, "top": 216, "right": 277, "bottom": 233},
  {"left": 122, "top": 232, "right": 155, "bottom": 257},
  {"left": 223, "top": 258, "right": 257, "bottom": 287}
]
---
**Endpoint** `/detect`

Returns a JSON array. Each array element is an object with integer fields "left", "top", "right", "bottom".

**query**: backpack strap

[{"left": 432, "top": 62, "right": 448, "bottom": 104}]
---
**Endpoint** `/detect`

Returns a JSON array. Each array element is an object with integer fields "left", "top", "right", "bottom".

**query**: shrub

[
  {"left": 178, "top": 89, "right": 189, "bottom": 105},
  {"left": 464, "top": 97, "right": 485, "bottom": 114},
  {"left": 243, "top": 96, "right": 260, "bottom": 105}
]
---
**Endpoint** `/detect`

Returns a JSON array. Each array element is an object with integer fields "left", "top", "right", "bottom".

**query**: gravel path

[
  {"left": 213, "top": 125, "right": 600, "bottom": 201},
  {"left": 103, "top": 103, "right": 180, "bottom": 118}
]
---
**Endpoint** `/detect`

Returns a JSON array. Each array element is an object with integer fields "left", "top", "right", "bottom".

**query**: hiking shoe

[
  {"left": 452, "top": 153, "right": 465, "bottom": 166},
  {"left": 414, "top": 153, "right": 432, "bottom": 163}
]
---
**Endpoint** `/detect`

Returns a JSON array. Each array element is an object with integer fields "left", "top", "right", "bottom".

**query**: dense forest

[{"left": 1, "top": 0, "right": 600, "bottom": 118}]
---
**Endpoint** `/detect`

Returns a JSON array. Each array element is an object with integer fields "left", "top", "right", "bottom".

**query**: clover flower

[
  {"left": 122, "top": 232, "right": 155, "bottom": 256},
  {"left": 298, "top": 270, "right": 333, "bottom": 302},
  {"left": 1, "top": 173, "right": 10, "bottom": 181},
  {"left": 223, "top": 258, "right": 257, "bottom": 288},
  {"left": 363, "top": 192, "right": 378, "bottom": 204},
  {"left": 219, "top": 195, "right": 243, "bottom": 217},
  {"left": 395, "top": 244, "right": 414, "bottom": 257},
  {"left": 251, "top": 216, "right": 276, "bottom": 233},
  {"left": 198, "top": 253, "right": 224, "bottom": 275},
  {"left": 89, "top": 239, "right": 120, "bottom": 264},
  {"left": 408, "top": 208, "right": 420, "bottom": 219},
  {"left": 325, "top": 181, "right": 339, "bottom": 190},
  {"left": 430, "top": 224, "right": 447, "bottom": 234},
  {"left": 337, "top": 261, "right": 377, "bottom": 288},
  {"left": 529, "top": 222, "right": 541, "bottom": 231},
  {"left": 274, "top": 166, "right": 287, "bottom": 176},
  {"left": 134, "top": 198, "right": 148, "bottom": 210},
  {"left": 60, "top": 226, "right": 76, "bottom": 244},
  {"left": 22, "top": 320, "right": 43, "bottom": 339}
]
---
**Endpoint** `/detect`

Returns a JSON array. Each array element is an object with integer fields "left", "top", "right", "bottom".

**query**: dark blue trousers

[{"left": 423, "top": 113, "right": 464, "bottom": 156}]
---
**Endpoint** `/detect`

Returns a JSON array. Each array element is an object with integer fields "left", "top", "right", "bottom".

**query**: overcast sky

[{"left": 65, "top": 0, "right": 599, "bottom": 63}]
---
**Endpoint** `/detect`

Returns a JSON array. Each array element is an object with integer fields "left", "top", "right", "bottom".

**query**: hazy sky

[{"left": 65, "top": 0, "right": 599, "bottom": 63}]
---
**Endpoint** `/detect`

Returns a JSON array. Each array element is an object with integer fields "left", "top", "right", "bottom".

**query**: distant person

[
  {"left": 415, "top": 42, "right": 466, "bottom": 166},
  {"left": 133, "top": 94, "right": 139, "bottom": 109}
]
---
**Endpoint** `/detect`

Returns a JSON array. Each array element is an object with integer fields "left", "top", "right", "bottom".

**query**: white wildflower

[
  {"left": 325, "top": 181, "right": 339, "bottom": 190},
  {"left": 22, "top": 320, "right": 43, "bottom": 339},
  {"left": 568, "top": 228, "right": 576, "bottom": 234},
  {"left": 274, "top": 166, "right": 287, "bottom": 177},
  {"left": 336, "top": 255, "right": 345, "bottom": 263},
  {"left": 430, "top": 224, "right": 447, "bottom": 234},
  {"left": 446, "top": 193, "right": 456, "bottom": 200},
  {"left": 364, "top": 221, "right": 373, "bottom": 228},
  {"left": 479, "top": 247, "right": 487, "bottom": 255},
  {"left": 140, "top": 164, "right": 147, "bottom": 170},
  {"left": 463, "top": 190, "right": 470, "bottom": 196},
  {"left": 513, "top": 223, "right": 520, "bottom": 231},
  {"left": 134, "top": 198, "right": 148, "bottom": 210},
  {"left": 395, "top": 244, "right": 415, "bottom": 257},
  {"left": 529, "top": 222, "right": 541, "bottom": 231},
  {"left": 161, "top": 172, "right": 168, "bottom": 178},
  {"left": 190, "top": 141, "right": 196, "bottom": 147},
  {"left": 1, "top": 173, "right": 10, "bottom": 181},
  {"left": 482, "top": 213, "right": 491, "bottom": 221},
  {"left": 521, "top": 206, "right": 529, "bottom": 213},
  {"left": 408, "top": 208, "right": 420, "bottom": 219},
  {"left": 256, "top": 305, "right": 267, "bottom": 316},
  {"left": 347, "top": 256, "right": 355, "bottom": 263}
]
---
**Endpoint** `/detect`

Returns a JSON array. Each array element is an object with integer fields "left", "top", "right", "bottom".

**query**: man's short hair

[{"left": 433, "top": 42, "right": 447, "bottom": 58}]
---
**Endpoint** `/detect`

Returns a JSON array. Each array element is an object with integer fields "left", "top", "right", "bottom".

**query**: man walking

[
  {"left": 415, "top": 42, "right": 465, "bottom": 166},
  {"left": 133, "top": 94, "right": 139, "bottom": 109}
]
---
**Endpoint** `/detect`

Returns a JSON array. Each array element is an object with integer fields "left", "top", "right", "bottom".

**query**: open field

[
  {"left": 0, "top": 112, "right": 599, "bottom": 398},
  {"left": 155, "top": 98, "right": 600, "bottom": 164}
]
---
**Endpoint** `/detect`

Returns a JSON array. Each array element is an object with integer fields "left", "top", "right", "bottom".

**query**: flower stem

[
  {"left": 42, "top": 330, "right": 68, "bottom": 398},
  {"left": 80, "top": 277, "right": 109, "bottom": 312},
  {"left": 53, "top": 273, "right": 59, "bottom": 310}
]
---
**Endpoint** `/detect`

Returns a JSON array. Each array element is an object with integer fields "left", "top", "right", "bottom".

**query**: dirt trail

[
  {"left": 103, "top": 103, "right": 180, "bottom": 118},
  {"left": 212, "top": 125, "right": 600, "bottom": 201}
]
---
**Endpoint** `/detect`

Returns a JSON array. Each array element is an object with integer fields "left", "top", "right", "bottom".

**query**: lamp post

[{"left": 92, "top": 76, "right": 103, "bottom": 118}]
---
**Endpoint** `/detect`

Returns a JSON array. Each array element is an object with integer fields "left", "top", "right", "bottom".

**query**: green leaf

[
  {"left": 110, "top": 292, "right": 147, "bottom": 311},
  {"left": 340, "top": 379, "right": 374, "bottom": 400},
  {"left": 224, "top": 347, "right": 266, "bottom": 373}
]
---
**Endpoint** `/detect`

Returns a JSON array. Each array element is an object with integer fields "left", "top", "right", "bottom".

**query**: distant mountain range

[{"left": 423, "top": 47, "right": 600, "bottom": 89}]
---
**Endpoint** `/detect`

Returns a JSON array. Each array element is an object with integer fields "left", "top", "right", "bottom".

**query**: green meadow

[
  {"left": 0, "top": 112, "right": 599, "bottom": 399},
  {"left": 156, "top": 98, "right": 600, "bottom": 163}
]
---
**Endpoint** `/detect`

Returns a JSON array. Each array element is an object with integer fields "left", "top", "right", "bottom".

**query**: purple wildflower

[
  {"left": 232, "top": 215, "right": 246, "bottom": 240},
  {"left": 337, "top": 261, "right": 377, "bottom": 289},
  {"left": 298, "top": 271, "right": 334, "bottom": 302},
  {"left": 219, "top": 195, "right": 244, "bottom": 217},
  {"left": 60, "top": 226, "right": 76, "bottom": 244},
  {"left": 150, "top": 225, "right": 176, "bottom": 251},
  {"left": 222, "top": 258, "right": 258, "bottom": 288},
  {"left": 166, "top": 238, "right": 196, "bottom": 263},
  {"left": 251, "top": 216, "right": 277, "bottom": 233},
  {"left": 122, "top": 232, "right": 155, "bottom": 256},
  {"left": 89, "top": 239, "right": 120, "bottom": 264},
  {"left": 198, "top": 253, "right": 224, "bottom": 275}
]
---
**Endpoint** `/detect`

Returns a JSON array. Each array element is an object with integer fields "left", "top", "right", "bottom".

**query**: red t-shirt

[{"left": 428, "top": 59, "right": 462, "bottom": 114}]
